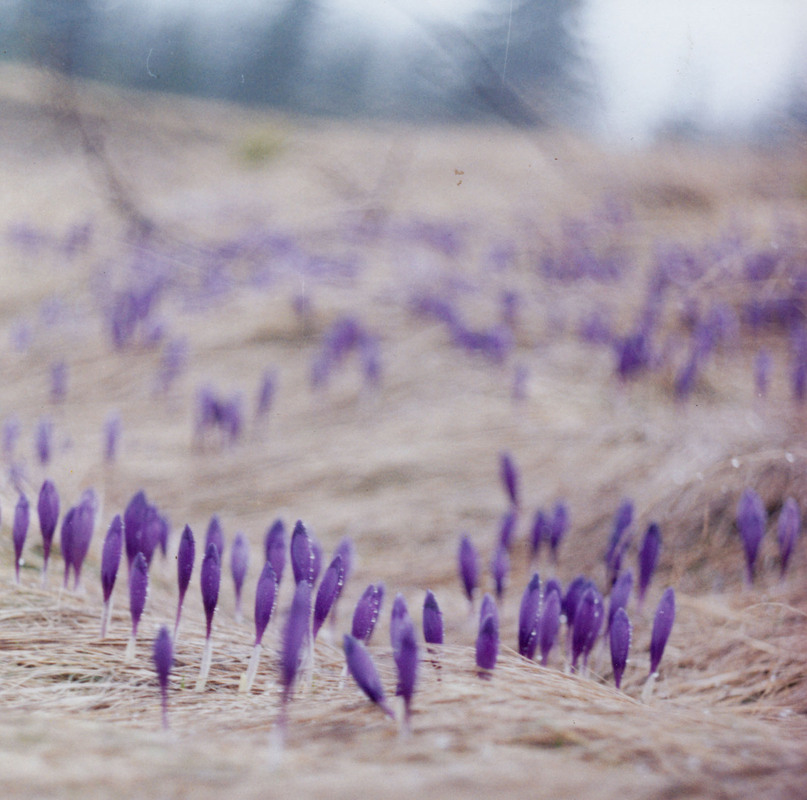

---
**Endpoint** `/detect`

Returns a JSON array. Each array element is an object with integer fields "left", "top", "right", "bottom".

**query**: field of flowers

[{"left": 0, "top": 64, "right": 804, "bottom": 799}]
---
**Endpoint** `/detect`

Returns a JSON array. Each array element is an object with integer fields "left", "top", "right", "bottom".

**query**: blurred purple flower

[
  {"left": 104, "top": 412, "right": 121, "bottom": 462},
  {"left": 37, "top": 479, "right": 59, "bottom": 580},
  {"left": 313, "top": 554, "right": 345, "bottom": 639},
  {"left": 290, "top": 519, "right": 314, "bottom": 585},
  {"left": 539, "top": 589, "right": 561, "bottom": 666},
  {"left": 152, "top": 626, "right": 173, "bottom": 730},
  {"left": 70, "top": 496, "right": 96, "bottom": 590},
  {"left": 60, "top": 507, "right": 76, "bottom": 589},
  {"left": 3, "top": 415, "right": 20, "bottom": 457},
  {"left": 264, "top": 518, "right": 286, "bottom": 584},
  {"left": 352, "top": 583, "right": 385, "bottom": 643},
  {"left": 422, "top": 590, "right": 443, "bottom": 645},
  {"left": 394, "top": 620, "right": 418, "bottom": 728},
  {"left": 498, "top": 509, "right": 518, "bottom": 551},
  {"left": 517, "top": 573, "right": 541, "bottom": 659},
  {"left": 101, "top": 515, "right": 123, "bottom": 605},
  {"left": 736, "top": 488, "right": 766, "bottom": 584},
  {"left": 637, "top": 524, "right": 661, "bottom": 604},
  {"left": 476, "top": 594, "right": 499, "bottom": 673},
  {"left": 549, "top": 501, "right": 568, "bottom": 563},
  {"left": 124, "top": 490, "right": 148, "bottom": 572},
  {"left": 175, "top": 524, "right": 195, "bottom": 637},
  {"left": 608, "top": 569, "right": 633, "bottom": 631},
  {"left": 155, "top": 337, "right": 188, "bottom": 393},
  {"left": 231, "top": 532, "right": 249, "bottom": 619},
  {"left": 35, "top": 418, "right": 53, "bottom": 465},
  {"left": 390, "top": 593, "right": 410, "bottom": 656},
  {"left": 201, "top": 542, "right": 221, "bottom": 640},
  {"left": 610, "top": 607, "right": 632, "bottom": 689},
  {"left": 615, "top": 330, "right": 651, "bottom": 380},
  {"left": 777, "top": 497, "right": 800, "bottom": 577},
  {"left": 500, "top": 451, "right": 519, "bottom": 507},
  {"left": 562, "top": 575, "right": 590, "bottom": 627},
  {"left": 253, "top": 561, "right": 278, "bottom": 646},
  {"left": 129, "top": 552, "right": 149, "bottom": 639},
  {"left": 458, "top": 534, "right": 479, "bottom": 604},
  {"left": 281, "top": 580, "right": 312, "bottom": 701},
  {"left": 529, "top": 509, "right": 550, "bottom": 561},
  {"left": 571, "top": 587, "right": 597, "bottom": 672},
  {"left": 343, "top": 634, "right": 395, "bottom": 718},
  {"left": 649, "top": 588, "right": 676, "bottom": 675},
  {"left": 10, "top": 493, "right": 29, "bottom": 585},
  {"left": 491, "top": 545, "right": 510, "bottom": 600}
]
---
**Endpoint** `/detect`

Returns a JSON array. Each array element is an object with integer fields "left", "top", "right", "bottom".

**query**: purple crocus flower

[
  {"left": 205, "top": 515, "right": 225, "bottom": 561},
  {"left": 605, "top": 499, "right": 633, "bottom": 569},
  {"left": 608, "top": 569, "right": 633, "bottom": 631},
  {"left": 70, "top": 497, "right": 95, "bottom": 591},
  {"left": 491, "top": 545, "right": 510, "bottom": 600},
  {"left": 610, "top": 606, "right": 632, "bottom": 689},
  {"left": 562, "top": 575, "right": 590, "bottom": 627},
  {"left": 517, "top": 573, "right": 542, "bottom": 659},
  {"left": 141, "top": 505, "right": 164, "bottom": 567},
  {"left": 500, "top": 451, "right": 519, "bottom": 507},
  {"left": 637, "top": 524, "right": 661, "bottom": 604},
  {"left": 649, "top": 587, "right": 676, "bottom": 675},
  {"left": 290, "top": 519, "right": 314, "bottom": 585},
  {"left": 394, "top": 620, "right": 418, "bottom": 730},
  {"left": 100, "top": 515, "right": 123, "bottom": 637},
  {"left": 281, "top": 580, "right": 312, "bottom": 702},
  {"left": 498, "top": 509, "right": 518, "bottom": 551},
  {"left": 352, "top": 583, "right": 385, "bottom": 643},
  {"left": 60, "top": 507, "right": 76, "bottom": 589},
  {"left": 476, "top": 594, "right": 499, "bottom": 673},
  {"left": 529, "top": 509, "right": 550, "bottom": 561},
  {"left": 313, "top": 554, "right": 345, "bottom": 639},
  {"left": 422, "top": 590, "right": 443, "bottom": 645},
  {"left": 549, "top": 501, "right": 569, "bottom": 563},
  {"left": 254, "top": 562, "right": 278, "bottom": 645},
  {"left": 777, "top": 497, "right": 800, "bottom": 577},
  {"left": 230, "top": 532, "right": 249, "bottom": 620},
  {"left": 152, "top": 626, "right": 173, "bottom": 730},
  {"left": 174, "top": 525, "right": 195, "bottom": 638},
  {"left": 584, "top": 590, "right": 605, "bottom": 667},
  {"left": 124, "top": 490, "right": 148, "bottom": 572},
  {"left": 129, "top": 552, "right": 149, "bottom": 643},
  {"left": 571, "top": 587, "right": 597, "bottom": 672},
  {"left": 37, "top": 480, "right": 59, "bottom": 583},
  {"left": 12, "top": 493, "right": 29, "bottom": 584},
  {"left": 343, "top": 633, "right": 395, "bottom": 718},
  {"left": 201, "top": 542, "right": 221, "bottom": 641},
  {"left": 539, "top": 588, "right": 561, "bottom": 666},
  {"left": 736, "top": 488, "right": 766, "bottom": 584},
  {"left": 458, "top": 534, "right": 479, "bottom": 604},
  {"left": 264, "top": 519, "right": 286, "bottom": 584},
  {"left": 390, "top": 593, "right": 410, "bottom": 656}
]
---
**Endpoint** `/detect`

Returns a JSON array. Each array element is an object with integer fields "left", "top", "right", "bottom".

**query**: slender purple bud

[
  {"left": 390, "top": 593, "right": 410, "bottom": 656},
  {"left": 649, "top": 587, "right": 676, "bottom": 675},
  {"left": 549, "top": 501, "right": 568, "bottom": 562},
  {"left": 608, "top": 569, "right": 633, "bottom": 630},
  {"left": 529, "top": 509, "right": 550, "bottom": 560},
  {"left": 476, "top": 596, "right": 499, "bottom": 672},
  {"left": 610, "top": 606, "right": 632, "bottom": 689},
  {"left": 12, "top": 493, "right": 29, "bottom": 583},
  {"left": 584, "top": 590, "right": 605, "bottom": 665},
  {"left": 605, "top": 499, "right": 633, "bottom": 567},
  {"left": 176, "top": 525, "right": 195, "bottom": 615},
  {"left": 343, "top": 633, "right": 394, "bottom": 717},
  {"left": 638, "top": 524, "right": 661, "bottom": 603},
  {"left": 518, "top": 573, "right": 541, "bottom": 658},
  {"left": 491, "top": 545, "right": 510, "bottom": 600},
  {"left": 264, "top": 519, "right": 286, "bottom": 584},
  {"left": 254, "top": 561, "right": 278, "bottom": 646},
  {"left": 124, "top": 490, "right": 148, "bottom": 570},
  {"left": 777, "top": 497, "right": 800, "bottom": 577},
  {"left": 313, "top": 554, "right": 345, "bottom": 639},
  {"left": 500, "top": 451, "right": 519, "bottom": 507},
  {"left": 60, "top": 506, "right": 76, "bottom": 588},
  {"left": 458, "top": 534, "right": 479, "bottom": 603},
  {"left": 498, "top": 509, "right": 518, "bottom": 551},
  {"left": 71, "top": 497, "right": 95, "bottom": 589},
  {"left": 141, "top": 505, "right": 164, "bottom": 567},
  {"left": 101, "top": 515, "right": 123, "bottom": 603},
  {"left": 201, "top": 542, "right": 221, "bottom": 640},
  {"left": 152, "top": 625, "right": 173, "bottom": 729},
  {"left": 290, "top": 519, "right": 314, "bottom": 585},
  {"left": 394, "top": 619, "right": 418, "bottom": 719},
  {"left": 539, "top": 588, "right": 561, "bottom": 666},
  {"left": 103, "top": 412, "right": 121, "bottom": 462},
  {"left": 422, "top": 590, "right": 443, "bottom": 644},
  {"left": 562, "top": 575, "right": 590, "bottom": 626},
  {"left": 37, "top": 479, "right": 60, "bottom": 573},
  {"left": 129, "top": 552, "right": 149, "bottom": 638},
  {"left": 352, "top": 583, "right": 385, "bottom": 643},
  {"left": 281, "top": 580, "right": 312, "bottom": 699},
  {"left": 736, "top": 489, "right": 766, "bottom": 584},
  {"left": 480, "top": 591, "right": 499, "bottom": 627},
  {"left": 571, "top": 588, "right": 597, "bottom": 672},
  {"left": 205, "top": 515, "right": 225, "bottom": 561},
  {"left": 230, "top": 532, "right": 249, "bottom": 617}
]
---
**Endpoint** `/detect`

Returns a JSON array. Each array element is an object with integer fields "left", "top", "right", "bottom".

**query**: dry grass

[{"left": 0, "top": 63, "right": 805, "bottom": 799}]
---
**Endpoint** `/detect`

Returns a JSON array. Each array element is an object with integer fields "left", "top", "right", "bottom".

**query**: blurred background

[{"left": 4, "top": 0, "right": 807, "bottom": 144}]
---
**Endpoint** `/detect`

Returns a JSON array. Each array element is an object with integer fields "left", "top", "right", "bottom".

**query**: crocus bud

[
  {"left": 491, "top": 545, "right": 509, "bottom": 600},
  {"left": 458, "top": 534, "right": 479, "bottom": 603},
  {"left": 571, "top": 587, "right": 597, "bottom": 672},
  {"left": 152, "top": 625, "right": 173, "bottom": 729},
  {"left": 343, "top": 633, "right": 395, "bottom": 717},
  {"left": 175, "top": 524, "right": 195, "bottom": 635},
  {"left": 517, "top": 573, "right": 541, "bottom": 659},
  {"left": 394, "top": 620, "right": 418, "bottom": 725},
  {"left": 230, "top": 532, "right": 249, "bottom": 618},
  {"left": 498, "top": 509, "right": 518, "bottom": 551},
  {"left": 254, "top": 561, "right": 278, "bottom": 646},
  {"left": 422, "top": 590, "right": 443, "bottom": 645},
  {"left": 71, "top": 497, "right": 96, "bottom": 589},
  {"left": 264, "top": 519, "right": 286, "bottom": 584},
  {"left": 60, "top": 507, "right": 76, "bottom": 588},
  {"left": 476, "top": 595, "right": 499, "bottom": 672},
  {"left": 352, "top": 583, "right": 385, "bottom": 643},
  {"left": 736, "top": 489, "right": 766, "bottom": 584},
  {"left": 290, "top": 519, "right": 314, "bottom": 585},
  {"left": 390, "top": 593, "right": 410, "bottom": 656},
  {"left": 101, "top": 515, "right": 123, "bottom": 604},
  {"left": 12, "top": 493, "right": 29, "bottom": 583},
  {"left": 37, "top": 479, "right": 60, "bottom": 577},
  {"left": 538, "top": 588, "right": 561, "bottom": 666},
  {"left": 605, "top": 499, "right": 633, "bottom": 568},
  {"left": 610, "top": 606, "right": 632, "bottom": 689},
  {"left": 312, "top": 554, "right": 345, "bottom": 639},
  {"left": 637, "top": 523, "right": 661, "bottom": 603},
  {"left": 608, "top": 569, "right": 633, "bottom": 631},
  {"left": 500, "top": 451, "right": 519, "bottom": 507},
  {"left": 201, "top": 542, "right": 221, "bottom": 640},
  {"left": 549, "top": 501, "right": 568, "bottom": 562},
  {"left": 562, "top": 575, "right": 590, "bottom": 626},
  {"left": 129, "top": 552, "right": 149, "bottom": 638},
  {"left": 124, "top": 490, "right": 148, "bottom": 571},
  {"left": 281, "top": 580, "right": 312, "bottom": 699},
  {"left": 529, "top": 509, "right": 549, "bottom": 560},
  {"left": 649, "top": 587, "right": 675, "bottom": 676},
  {"left": 205, "top": 515, "right": 225, "bottom": 561},
  {"left": 777, "top": 497, "right": 800, "bottom": 577},
  {"left": 103, "top": 412, "right": 121, "bottom": 462}
]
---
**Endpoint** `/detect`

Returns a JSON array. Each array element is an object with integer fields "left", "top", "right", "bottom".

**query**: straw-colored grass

[{"left": 0, "top": 63, "right": 805, "bottom": 799}]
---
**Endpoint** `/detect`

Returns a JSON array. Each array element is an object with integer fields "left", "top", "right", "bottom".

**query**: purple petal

[
  {"left": 777, "top": 497, "right": 800, "bottom": 577},
  {"left": 312, "top": 554, "right": 345, "bottom": 639},
  {"left": 543, "top": 578, "right": 563, "bottom": 602},
  {"left": 605, "top": 499, "right": 633, "bottom": 568},
  {"left": 281, "top": 580, "right": 312, "bottom": 698},
  {"left": 343, "top": 633, "right": 393, "bottom": 716},
  {"left": 610, "top": 606, "right": 632, "bottom": 689},
  {"left": 351, "top": 583, "right": 385, "bottom": 643},
  {"left": 129, "top": 552, "right": 149, "bottom": 636},
  {"left": 12, "top": 493, "right": 29, "bottom": 580},
  {"left": 394, "top": 619, "right": 418, "bottom": 712},
  {"left": 476, "top": 600, "right": 499, "bottom": 672},
  {"left": 290, "top": 519, "right": 314, "bottom": 585},
  {"left": 422, "top": 590, "right": 443, "bottom": 645},
  {"left": 500, "top": 451, "right": 519, "bottom": 507},
  {"left": 539, "top": 589, "right": 561, "bottom": 666},
  {"left": 254, "top": 561, "right": 278, "bottom": 645},
  {"left": 571, "top": 588, "right": 597, "bottom": 671},
  {"left": 637, "top": 524, "right": 661, "bottom": 602},
  {"left": 517, "top": 572, "right": 541, "bottom": 658},
  {"left": 649, "top": 587, "right": 676, "bottom": 675},
  {"left": 176, "top": 525, "right": 195, "bottom": 602},
  {"left": 264, "top": 519, "right": 286, "bottom": 584},
  {"left": 37, "top": 479, "right": 60, "bottom": 565},
  {"left": 60, "top": 506, "right": 76, "bottom": 587},
  {"left": 70, "top": 498, "right": 96, "bottom": 587},
  {"left": 153, "top": 625, "right": 173, "bottom": 691},
  {"left": 491, "top": 545, "right": 510, "bottom": 600},
  {"left": 124, "top": 490, "right": 148, "bottom": 570},
  {"left": 230, "top": 532, "right": 249, "bottom": 609},
  {"left": 529, "top": 509, "right": 550, "bottom": 560},
  {"left": 736, "top": 489, "right": 766, "bottom": 584},
  {"left": 549, "top": 501, "right": 568, "bottom": 561},
  {"left": 201, "top": 543, "right": 221, "bottom": 639},
  {"left": 498, "top": 509, "right": 518, "bottom": 551},
  {"left": 141, "top": 505, "right": 164, "bottom": 567},
  {"left": 101, "top": 515, "right": 123, "bottom": 603},
  {"left": 103, "top": 412, "right": 121, "bottom": 462},
  {"left": 458, "top": 534, "right": 479, "bottom": 602},
  {"left": 389, "top": 593, "right": 410, "bottom": 656}
]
